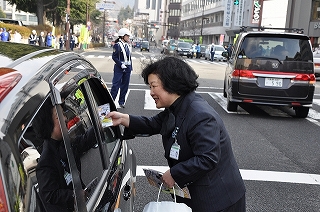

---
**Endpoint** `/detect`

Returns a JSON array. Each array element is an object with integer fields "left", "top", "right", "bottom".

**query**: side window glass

[
  {"left": 85, "top": 78, "right": 120, "bottom": 156},
  {"left": 63, "top": 85, "right": 104, "bottom": 200}
]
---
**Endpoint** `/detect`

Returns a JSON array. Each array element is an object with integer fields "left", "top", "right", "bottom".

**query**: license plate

[
  {"left": 265, "top": 78, "right": 283, "bottom": 87},
  {"left": 183, "top": 52, "right": 187, "bottom": 55}
]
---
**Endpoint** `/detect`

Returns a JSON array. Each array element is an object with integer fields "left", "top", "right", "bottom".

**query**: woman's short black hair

[
  {"left": 33, "top": 98, "right": 54, "bottom": 140},
  {"left": 141, "top": 56, "right": 199, "bottom": 95}
]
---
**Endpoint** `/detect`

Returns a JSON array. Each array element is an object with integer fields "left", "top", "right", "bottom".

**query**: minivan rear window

[{"left": 238, "top": 35, "right": 313, "bottom": 61}]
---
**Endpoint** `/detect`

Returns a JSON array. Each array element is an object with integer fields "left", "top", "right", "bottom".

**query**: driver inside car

[{"left": 33, "top": 97, "right": 97, "bottom": 212}]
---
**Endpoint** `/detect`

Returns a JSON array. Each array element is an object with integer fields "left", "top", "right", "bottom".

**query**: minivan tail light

[
  {"left": 0, "top": 174, "right": 8, "bottom": 212},
  {"left": 293, "top": 74, "right": 316, "bottom": 84},
  {"left": 232, "top": 70, "right": 255, "bottom": 78},
  {"left": 0, "top": 72, "right": 22, "bottom": 103}
]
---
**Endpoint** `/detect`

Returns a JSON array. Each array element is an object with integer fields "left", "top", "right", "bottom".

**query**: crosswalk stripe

[
  {"left": 144, "top": 90, "right": 163, "bottom": 110},
  {"left": 136, "top": 165, "right": 320, "bottom": 185},
  {"left": 84, "top": 55, "right": 225, "bottom": 65}
]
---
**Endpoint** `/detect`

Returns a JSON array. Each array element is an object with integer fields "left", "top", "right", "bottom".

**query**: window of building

[
  {"left": 170, "top": 0, "right": 181, "bottom": 3},
  {"left": 312, "top": 0, "right": 320, "bottom": 20},
  {"left": 169, "top": 9, "right": 181, "bottom": 17},
  {"left": 16, "top": 14, "right": 27, "bottom": 21},
  {"left": 152, "top": 0, "right": 156, "bottom": 9},
  {"left": 29, "top": 15, "right": 38, "bottom": 22},
  {"left": 146, "top": 0, "right": 150, "bottom": 9}
]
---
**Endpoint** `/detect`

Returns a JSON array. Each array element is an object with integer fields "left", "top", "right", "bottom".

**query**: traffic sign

[
  {"left": 234, "top": 0, "right": 239, "bottom": 5},
  {"left": 95, "top": 2, "right": 115, "bottom": 10}
]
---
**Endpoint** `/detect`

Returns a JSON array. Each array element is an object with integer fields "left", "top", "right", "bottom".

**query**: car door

[
  {"left": 14, "top": 59, "right": 135, "bottom": 212},
  {"left": 48, "top": 61, "right": 136, "bottom": 212}
]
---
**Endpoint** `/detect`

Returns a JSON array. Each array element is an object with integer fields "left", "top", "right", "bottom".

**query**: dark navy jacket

[
  {"left": 36, "top": 128, "right": 96, "bottom": 212},
  {"left": 112, "top": 41, "right": 132, "bottom": 72},
  {"left": 128, "top": 92, "right": 246, "bottom": 212}
]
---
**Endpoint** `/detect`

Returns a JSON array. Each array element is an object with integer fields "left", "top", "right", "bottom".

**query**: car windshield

[
  {"left": 142, "top": 42, "right": 148, "bottom": 46},
  {"left": 238, "top": 36, "right": 313, "bottom": 61},
  {"left": 215, "top": 46, "right": 225, "bottom": 51},
  {"left": 178, "top": 43, "right": 191, "bottom": 48}
]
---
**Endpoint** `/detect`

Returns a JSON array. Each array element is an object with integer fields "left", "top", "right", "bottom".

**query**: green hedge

[{"left": 0, "top": 23, "right": 61, "bottom": 38}]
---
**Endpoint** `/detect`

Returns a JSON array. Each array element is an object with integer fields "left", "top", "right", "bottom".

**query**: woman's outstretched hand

[{"left": 106, "top": 111, "right": 130, "bottom": 127}]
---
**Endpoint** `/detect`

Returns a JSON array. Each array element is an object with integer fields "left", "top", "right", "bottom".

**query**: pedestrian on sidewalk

[{"left": 210, "top": 44, "right": 215, "bottom": 61}]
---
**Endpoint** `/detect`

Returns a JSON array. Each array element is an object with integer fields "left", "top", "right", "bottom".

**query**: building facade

[
  {"left": 179, "top": 0, "right": 320, "bottom": 46},
  {"left": 0, "top": 0, "right": 38, "bottom": 25}
]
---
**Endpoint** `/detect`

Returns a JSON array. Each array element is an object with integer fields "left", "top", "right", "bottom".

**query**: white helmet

[{"left": 118, "top": 28, "right": 131, "bottom": 37}]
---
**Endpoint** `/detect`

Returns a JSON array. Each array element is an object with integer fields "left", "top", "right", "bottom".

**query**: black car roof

[
  {"left": 240, "top": 31, "right": 310, "bottom": 39},
  {"left": 0, "top": 42, "right": 94, "bottom": 139}
]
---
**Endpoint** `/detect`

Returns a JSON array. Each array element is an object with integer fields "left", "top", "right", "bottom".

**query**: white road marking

[
  {"left": 137, "top": 166, "right": 320, "bottom": 185},
  {"left": 144, "top": 90, "right": 163, "bottom": 110},
  {"left": 115, "top": 89, "right": 320, "bottom": 185}
]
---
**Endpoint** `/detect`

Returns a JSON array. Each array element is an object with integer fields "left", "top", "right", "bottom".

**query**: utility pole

[
  {"left": 66, "top": 0, "right": 70, "bottom": 50},
  {"left": 200, "top": 0, "right": 205, "bottom": 44}
]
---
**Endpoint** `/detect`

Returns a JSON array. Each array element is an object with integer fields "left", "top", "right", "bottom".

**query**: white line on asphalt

[
  {"left": 144, "top": 90, "right": 163, "bottom": 110},
  {"left": 137, "top": 166, "right": 320, "bottom": 185}
]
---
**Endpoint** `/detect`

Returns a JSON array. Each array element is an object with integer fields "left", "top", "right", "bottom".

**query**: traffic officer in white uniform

[{"left": 110, "top": 28, "right": 132, "bottom": 108}]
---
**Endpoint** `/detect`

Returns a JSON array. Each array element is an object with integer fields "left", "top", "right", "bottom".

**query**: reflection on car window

[{"left": 60, "top": 86, "right": 103, "bottom": 201}]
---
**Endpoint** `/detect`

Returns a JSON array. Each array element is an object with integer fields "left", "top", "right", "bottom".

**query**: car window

[
  {"left": 178, "top": 42, "right": 191, "bottom": 48},
  {"left": 16, "top": 62, "right": 120, "bottom": 210},
  {"left": 238, "top": 36, "right": 313, "bottom": 61},
  {"left": 215, "top": 46, "right": 225, "bottom": 51}
]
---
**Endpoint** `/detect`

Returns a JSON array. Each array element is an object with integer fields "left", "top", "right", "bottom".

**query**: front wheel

[{"left": 294, "top": 107, "right": 309, "bottom": 118}]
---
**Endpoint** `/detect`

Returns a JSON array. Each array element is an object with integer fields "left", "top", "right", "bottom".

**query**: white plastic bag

[{"left": 143, "top": 183, "right": 192, "bottom": 212}]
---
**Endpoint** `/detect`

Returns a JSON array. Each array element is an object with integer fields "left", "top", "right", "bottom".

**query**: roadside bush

[
  {"left": 90, "top": 43, "right": 105, "bottom": 48},
  {"left": 0, "top": 23, "right": 60, "bottom": 39},
  {"left": 0, "top": 23, "right": 30, "bottom": 38}
]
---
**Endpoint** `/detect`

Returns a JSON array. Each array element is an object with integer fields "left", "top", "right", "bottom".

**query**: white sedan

[
  {"left": 313, "top": 51, "right": 320, "bottom": 77},
  {"left": 204, "top": 45, "right": 227, "bottom": 61}
]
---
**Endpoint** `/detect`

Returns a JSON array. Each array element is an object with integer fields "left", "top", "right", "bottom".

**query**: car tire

[
  {"left": 294, "top": 107, "right": 309, "bottom": 118},
  {"left": 227, "top": 97, "right": 238, "bottom": 112},
  {"left": 223, "top": 81, "right": 227, "bottom": 98}
]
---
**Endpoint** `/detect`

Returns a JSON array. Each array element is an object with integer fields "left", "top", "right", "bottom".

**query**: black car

[
  {"left": 200, "top": 45, "right": 206, "bottom": 57},
  {"left": 223, "top": 28, "right": 315, "bottom": 118},
  {"left": 174, "top": 42, "right": 193, "bottom": 58},
  {"left": 140, "top": 41, "right": 150, "bottom": 52},
  {"left": 0, "top": 42, "right": 136, "bottom": 211}
]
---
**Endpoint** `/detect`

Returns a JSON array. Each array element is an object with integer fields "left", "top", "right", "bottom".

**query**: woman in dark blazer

[{"left": 107, "top": 56, "right": 246, "bottom": 212}]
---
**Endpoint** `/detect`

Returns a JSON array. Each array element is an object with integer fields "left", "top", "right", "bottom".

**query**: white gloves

[{"left": 121, "top": 64, "right": 127, "bottom": 69}]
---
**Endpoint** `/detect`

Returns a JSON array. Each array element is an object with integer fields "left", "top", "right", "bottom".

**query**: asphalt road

[{"left": 82, "top": 46, "right": 320, "bottom": 212}]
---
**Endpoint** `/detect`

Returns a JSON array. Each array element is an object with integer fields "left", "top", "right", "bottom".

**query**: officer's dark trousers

[{"left": 110, "top": 67, "right": 131, "bottom": 105}]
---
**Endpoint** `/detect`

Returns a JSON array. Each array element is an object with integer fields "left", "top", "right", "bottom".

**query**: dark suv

[
  {"left": 174, "top": 42, "right": 193, "bottom": 58},
  {"left": 0, "top": 42, "right": 136, "bottom": 211},
  {"left": 223, "top": 27, "right": 315, "bottom": 118}
]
